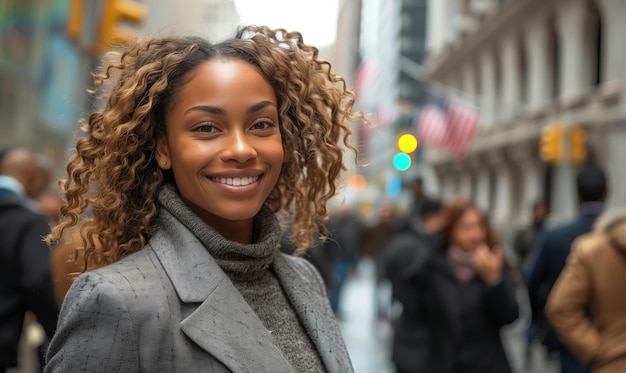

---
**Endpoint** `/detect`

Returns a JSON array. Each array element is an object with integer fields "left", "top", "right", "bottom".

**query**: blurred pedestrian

[
  {"left": 546, "top": 208, "right": 626, "bottom": 373},
  {"left": 364, "top": 201, "right": 397, "bottom": 320},
  {"left": 430, "top": 197, "right": 518, "bottom": 373},
  {"left": 0, "top": 148, "right": 58, "bottom": 373},
  {"left": 513, "top": 200, "right": 548, "bottom": 272},
  {"left": 36, "top": 191, "right": 64, "bottom": 225},
  {"left": 527, "top": 165, "right": 607, "bottom": 373},
  {"left": 512, "top": 199, "right": 548, "bottom": 369},
  {"left": 378, "top": 198, "right": 442, "bottom": 373},
  {"left": 45, "top": 26, "right": 358, "bottom": 372},
  {"left": 395, "top": 197, "right": 519, "bottom": 373},
  {"left": 325, "top": 204, "right": 364, "bottom": 314},
  {"left": 396, "top": 176, "right": 432, "bottom": 233}
]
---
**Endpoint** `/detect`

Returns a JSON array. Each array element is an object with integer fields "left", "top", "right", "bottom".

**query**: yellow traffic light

[
  {"left": 570, "top": 126, "right": 587, "bottom": 164},
  {"left": 98, "top": 0, "right": 147, "bottom": 51},
  {"left": 397, "top": 134, "right": 418, "bottom": 153},
  {"left": 540, "top": 124, "right": 563, "bottom": 164}
]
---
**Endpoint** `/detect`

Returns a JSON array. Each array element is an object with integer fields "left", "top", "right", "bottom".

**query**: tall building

[
  {"left": 356, "top": 0, "right": 429, "bottom": 198},
  {"left": 423, "top": 0, "right": 626, "bottom": 235}
]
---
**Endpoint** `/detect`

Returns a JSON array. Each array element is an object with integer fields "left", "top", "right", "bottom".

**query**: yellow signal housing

[
  {"left": 569, "top": 126, "right": 587, "bottom": 164},
  {"left": 540, "top": 124, "right": 564, "bottom": 164},
  {"left": 98, "top": 0, "right": 147, "bottom": 51}
]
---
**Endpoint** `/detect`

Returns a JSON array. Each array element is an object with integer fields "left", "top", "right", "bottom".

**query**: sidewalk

[
  {"left": 337, "top": 258, "right": 560, "bottom": 373},
  {"left": 337, "top": 258, "right": 394, "bottom": 373}
]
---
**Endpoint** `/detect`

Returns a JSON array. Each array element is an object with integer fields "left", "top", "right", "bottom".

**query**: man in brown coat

[{"left": 546, "top": 208, "right": 626, "bottom": 373}]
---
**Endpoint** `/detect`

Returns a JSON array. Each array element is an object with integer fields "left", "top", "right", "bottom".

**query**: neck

[
  {"left": 181, "top": 196, "right": 255, "bottom": 244},
  {"left": 210, "top": 218, "right": 254, "bottom": 244}
]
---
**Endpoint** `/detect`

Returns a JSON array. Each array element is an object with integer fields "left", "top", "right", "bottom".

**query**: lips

[{"left": 211, "top": 175, "right": 259, "bottom": 186}]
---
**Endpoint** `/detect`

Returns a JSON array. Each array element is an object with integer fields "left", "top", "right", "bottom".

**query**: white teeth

[{"left": 213, "top": 176, "right": 259, "bottom": 186}]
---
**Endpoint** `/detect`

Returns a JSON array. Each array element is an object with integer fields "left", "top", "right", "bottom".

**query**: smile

[{"left": 211, "top": 176, "right": 259, "bottom": 186}]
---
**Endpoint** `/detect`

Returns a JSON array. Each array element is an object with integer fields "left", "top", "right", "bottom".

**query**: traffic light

[
  {"left": 66, "top": 0, "right": 147, "bottom": 53},
  {"left": 99, "top": 0, "right": 147, "bottom": 51},
  {"left": 540, "top": 124, "right": 563, "bottom": 164},
  {"left": 392, "top": 152, "right": 412, "bottom": 171},
  {"left": 570, "top": 126, "right": 587, "bottom": 164},
  {"left": 397, "top": 134, "right": 418, "bottom": 154}
]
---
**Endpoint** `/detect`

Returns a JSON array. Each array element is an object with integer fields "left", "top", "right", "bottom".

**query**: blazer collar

[
  {"left": 149, "top": 209, "right": 351, "bottom": 372},
  {"left": 272, "top": 253, "right": 354, "bottom": 373},
  {"left": 149, "top": 209, "right": 295, "bottom": 372}
]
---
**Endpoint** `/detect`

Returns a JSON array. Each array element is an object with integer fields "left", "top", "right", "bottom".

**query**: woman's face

[
  {"left": 157, "top": 59, "right": 284, "bottom": 230},
  {"left": 450, "top": 208, "right": 487, "bottom": 252}
]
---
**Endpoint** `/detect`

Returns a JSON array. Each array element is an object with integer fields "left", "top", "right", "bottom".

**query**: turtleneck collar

[{"left": 157, "top": 184, "right": 281, "bottom": 282}]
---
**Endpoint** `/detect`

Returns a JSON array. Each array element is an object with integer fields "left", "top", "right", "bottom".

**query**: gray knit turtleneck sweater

[{"left": 158, "top": 185, "right": 326, "bottom": 372}]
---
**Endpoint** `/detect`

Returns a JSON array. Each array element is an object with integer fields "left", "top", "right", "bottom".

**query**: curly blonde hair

[{"left": 47, "top": 25, "right": 360, "bottom": 270}]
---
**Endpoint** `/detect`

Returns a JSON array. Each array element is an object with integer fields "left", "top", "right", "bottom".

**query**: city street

[{"left": 338, "top": 258, "right": 560, "bottom": 373}]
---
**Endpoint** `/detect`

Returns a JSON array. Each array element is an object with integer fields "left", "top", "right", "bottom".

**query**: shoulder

[
  {"left": 570, "top": 233, "right": 607, "bottom": 259},
  {"left": 278, "top": 253, "right": 326, "bottom": 293},
  {"left": 70, "top": 246, "right": 162, "bottom": 298}
]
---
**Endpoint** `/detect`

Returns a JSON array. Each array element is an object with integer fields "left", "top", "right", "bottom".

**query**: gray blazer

[{"left": 45, "top": 209, "right": 353, "bottom": 372}]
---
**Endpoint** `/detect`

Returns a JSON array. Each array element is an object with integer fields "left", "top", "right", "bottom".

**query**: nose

[{"left": 221, "top": 130, "right": 257, "bottom": 163}]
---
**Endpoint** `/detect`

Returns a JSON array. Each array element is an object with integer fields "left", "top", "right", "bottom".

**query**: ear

[{"left": 155, "top": 136, "right": 172, "bottom": 170}]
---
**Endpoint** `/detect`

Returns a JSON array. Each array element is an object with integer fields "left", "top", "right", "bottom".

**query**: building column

[
  {"left": 479, "top": 51, "right": 497, "bottom": 127},
  {"left": 474, "top": 167, "right": 491, "bottom": 213},
  {"left": 458, "top": 170, "right": 472, "bottom": 198},
  {"left": 461, "top": 62, "right": 478, "bottom": 108},
  {"left": 597, "top": 0, "right": 626, "bottom": 207},
  {"left": 525, "top": 14, "right": 551, "bottom": 112},
  {"left": 500, "top": 35, "right": 521, "bottom": 120},
  {"left": 487, "top": 151, "right": 512, "bottom": 234},
  {"left": 507, "top": 143, "right": 544, "bottom": 224},
  {"left": 597, "top": 0, "right": 626, "bottom": 83},
  {"left": 556, "top": 0, "right": 587, "bottom": 98}
]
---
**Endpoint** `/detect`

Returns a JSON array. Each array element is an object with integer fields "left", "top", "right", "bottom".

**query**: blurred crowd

[
  {"left": 298, "top": 166, "right": 626, "bottom": 373},
  {"left": 1, "top": 145, "right": 625, "bottom": 373}
]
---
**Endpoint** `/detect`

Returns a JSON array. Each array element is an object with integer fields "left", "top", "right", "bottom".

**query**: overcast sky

[{"left": 233, "top": 0, "right": 340, "bottom": 48}]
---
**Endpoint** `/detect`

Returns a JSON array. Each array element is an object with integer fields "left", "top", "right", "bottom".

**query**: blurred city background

[{"left": 2, "top": 0, "right": 625, "bottom": 372}]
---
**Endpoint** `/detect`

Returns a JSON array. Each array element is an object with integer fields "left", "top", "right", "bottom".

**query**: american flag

[
  {"left": 416, "top": 93, "right": 479, "bottom": 158},
  {"left": 416, "top": 93, "right": 449, "bottom": 147},
  {"left": 446, "top": 101, "right": 478, "bottom": 157}
]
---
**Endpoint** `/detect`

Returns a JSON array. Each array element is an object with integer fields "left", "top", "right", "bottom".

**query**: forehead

[{"left": 170, "top": 59, "right": 277, "bottom": 111}]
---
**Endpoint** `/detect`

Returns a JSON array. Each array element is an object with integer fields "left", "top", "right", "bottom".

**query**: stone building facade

[{"left": 424, "top": 0, "right": 626, "bottom": 236}]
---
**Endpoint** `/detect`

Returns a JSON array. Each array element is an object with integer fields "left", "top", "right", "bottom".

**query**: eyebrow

[
  {"left": 247, "top": 101, "right": 276, "bottom": 113},
  {"left": 184, "top": 101, "right": 276, "bottom": 116}
]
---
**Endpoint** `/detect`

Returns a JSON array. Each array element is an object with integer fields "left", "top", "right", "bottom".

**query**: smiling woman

[{"left": 44, "top": 26, "right": 361, "bottom": 372}]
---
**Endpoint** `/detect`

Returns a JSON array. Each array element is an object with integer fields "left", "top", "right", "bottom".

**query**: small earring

[{"left": 162, "top": 161, "right": 167, "bottom": 166}]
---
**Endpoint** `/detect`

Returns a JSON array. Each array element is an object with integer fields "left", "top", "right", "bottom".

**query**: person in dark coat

[
  {"left": 526, "top": 165, "right": 607, "bottom": 373},
  {"left": 326, "top": 204, "right": 364, "bottom": 313},
  {"left": 379, "top": 198, "right": 442, "bottom": 373},
  {"left": 387, "top": 197, "right": 519, "bottom": 373},
  {"left": 0, "top": 148, "right": 58, "bottom": 373}
]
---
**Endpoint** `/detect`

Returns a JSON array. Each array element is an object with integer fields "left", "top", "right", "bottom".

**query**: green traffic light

[{"left": 392, "top": 152, "right": 411, "bottom": 171}]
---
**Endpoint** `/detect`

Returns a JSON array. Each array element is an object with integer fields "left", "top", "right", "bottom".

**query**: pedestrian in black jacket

[
  {"left": 0, "top": 148, "right": 58, "bottom": 373},
  {"left": 393, "top": 197, "right": 519, "bottom": 373},
  {"left": 379, "top": 198, "right": 442, "bottom": 373}
]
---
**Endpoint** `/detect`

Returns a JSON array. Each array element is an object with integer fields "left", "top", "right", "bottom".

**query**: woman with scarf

[{"left": 403, "top": 196, "right": 519, "bottom": 373}]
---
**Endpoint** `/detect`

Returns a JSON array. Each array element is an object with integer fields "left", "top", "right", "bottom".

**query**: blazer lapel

[
  {"left": 150, "top": 209, "right": 293, "bottom": 373},
  {"left": 272, "top": 254, "right": 354, "bottom": 373}
]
